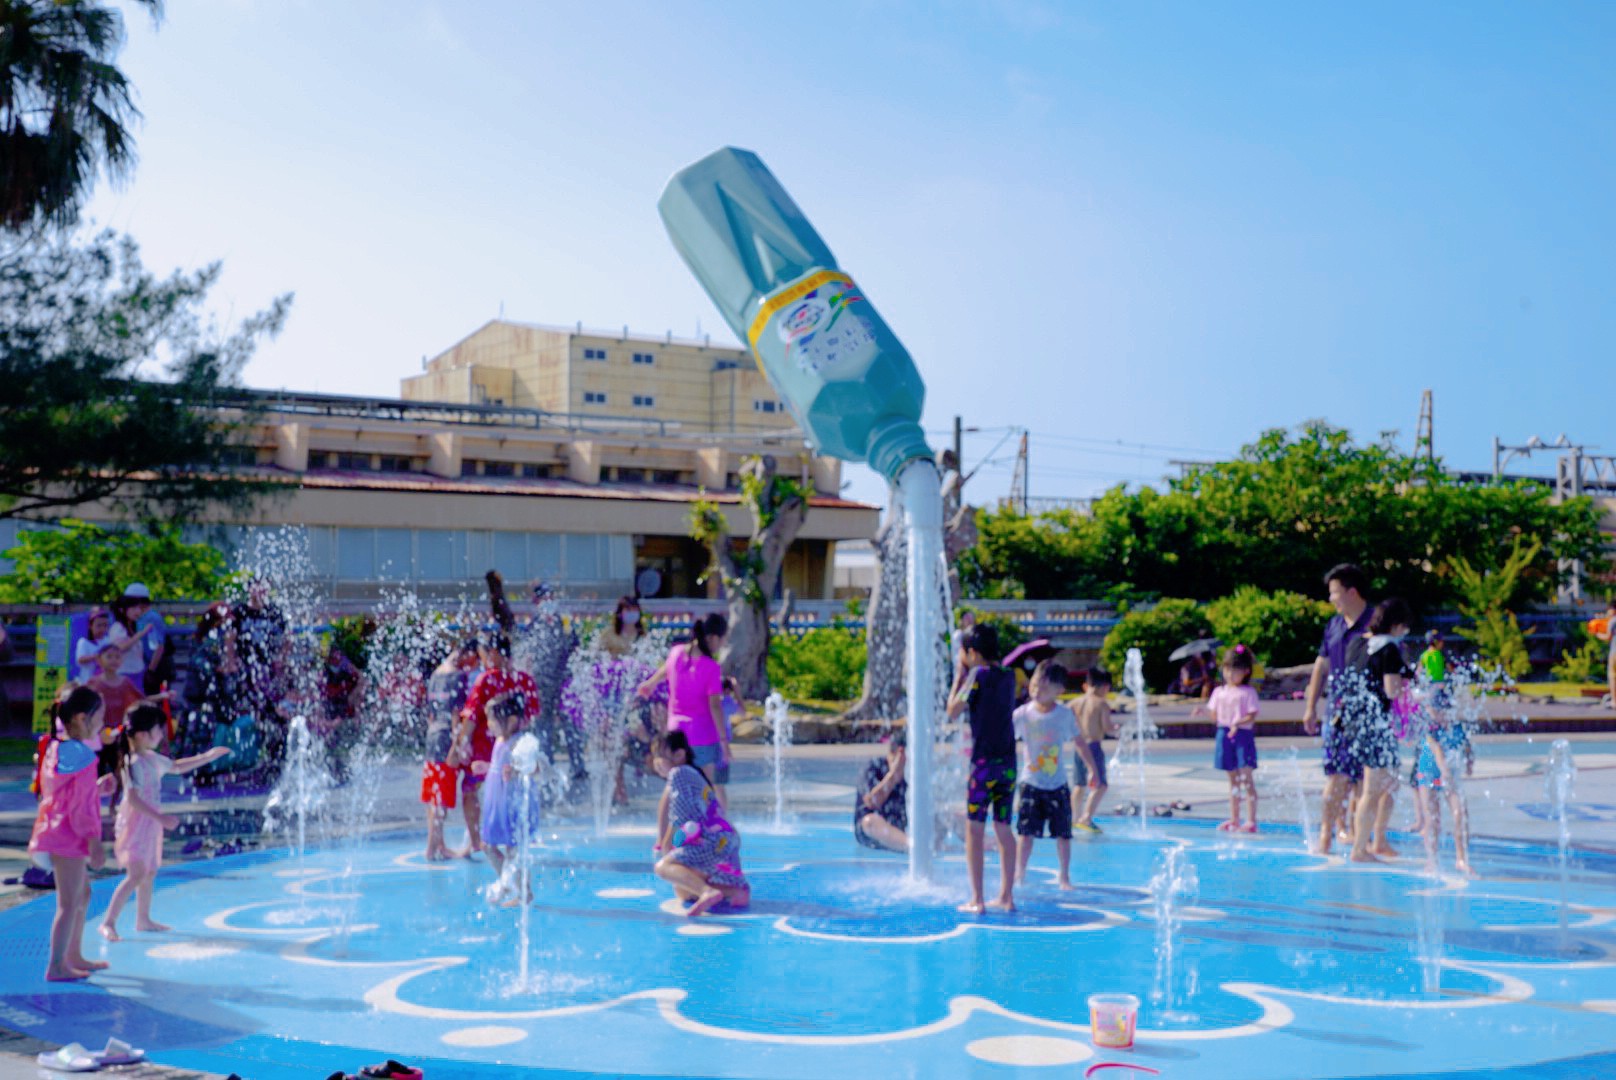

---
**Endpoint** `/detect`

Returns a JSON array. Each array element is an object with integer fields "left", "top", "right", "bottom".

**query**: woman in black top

[{"left": 1343, "top": 598, "right": 1414, "bottom": 861}]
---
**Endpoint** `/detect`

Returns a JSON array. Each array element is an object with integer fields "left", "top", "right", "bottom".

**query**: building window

[
  {"left": 616, "top": 467, "right": 646, "bottom": 483},
  {"left": 652, "top": 469, "right": 684, "bottom": 485},
  {"left": 461, "top": 460, "right": 479, "bottom": 476},
  {"left": 483, "top": 461, "right": 515, "bottom": 478},
  {"left": 307, "top": 451, "right": 330, "bottom": 470},
  {"left": 582, "top": 347, "right": 607, "bottom": 361},
  {"left": 632, "top": 394, "right": 655, "bottom": 408},
  {"left": 714, "top": 359, "right": 740, "bottom": 371},
  {"left": 753, "top": 400, "right": 778, "bottom": 413},
  {"left": 583, "top": 391, "right": 607, "bottom": 405},
  {"left": 378, "top": 455, "right": 414, "bottom": 473},
  {"left": 520, "top": 463, "right": 553, "bottom": 479},
  {"left": 632, "top": 352, "right": 655, "bottom": 365},
  {"left": 336, "top": 452, "right": 373, "bottom": 470}
]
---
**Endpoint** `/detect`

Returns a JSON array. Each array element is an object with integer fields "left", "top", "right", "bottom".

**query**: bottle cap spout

[{"left": 867, "top": 417, "right": 935, "bottom": 485}]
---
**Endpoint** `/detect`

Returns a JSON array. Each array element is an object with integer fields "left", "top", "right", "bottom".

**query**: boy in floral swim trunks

[{"left": 947, "top": 624, "right": 1018, "bottom": 915}]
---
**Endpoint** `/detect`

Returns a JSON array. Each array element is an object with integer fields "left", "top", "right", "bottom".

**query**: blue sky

[{"left": 85, "top": 1, "right": 1615, "bottom": 507}]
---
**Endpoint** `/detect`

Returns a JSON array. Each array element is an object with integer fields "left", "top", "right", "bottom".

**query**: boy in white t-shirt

[{"left": 1012, "top": 661, "right": 1080, "bottom": 889}]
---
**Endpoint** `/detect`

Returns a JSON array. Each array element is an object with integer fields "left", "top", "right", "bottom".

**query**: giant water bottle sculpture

[{"left": 660, "top": 148, "right": 943, "bottom": 877}]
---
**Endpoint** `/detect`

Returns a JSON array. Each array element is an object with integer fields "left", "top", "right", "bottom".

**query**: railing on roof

[{"left": 223, "top": 388, "right": 804, "bottom": 442}]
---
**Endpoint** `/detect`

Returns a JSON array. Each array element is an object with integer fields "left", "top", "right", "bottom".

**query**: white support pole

[{"left": 898, "top": 457, "right": 943, "bottom": 882}]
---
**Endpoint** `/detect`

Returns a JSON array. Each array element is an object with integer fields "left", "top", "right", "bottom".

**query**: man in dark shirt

[
  {"left": 947, "top": 623, "right": 1018, "bottom": 915},
  {"left": 1302, "top": 563, "right": 1373, "bottom": 855},
  {"left": 854, "top": 732, "right": 908, "bottom": 852}
]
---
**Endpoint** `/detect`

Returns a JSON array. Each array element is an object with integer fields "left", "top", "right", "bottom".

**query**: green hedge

[
  {"left": 1205, "top": 586, "right": 1333, "bottom": 669},
  {"left": 1099, "top": 598, "right": 1211, "bottom": 693},
  {"left": 768, "top": 624, "right": 867, "bottom": 702}
]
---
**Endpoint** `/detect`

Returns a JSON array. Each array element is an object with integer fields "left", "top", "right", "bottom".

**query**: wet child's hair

[
  {"left": 489, "top": 690, "right": 528, "bottom": 732},
  {"left": 654, "top": 730, "right": 693, "bottom": 763},
  {"left": 53, "top": 685, "right": 103, "bottom": 735},
  {"left": 109, "top": 704, "right": 166, "bottom": 780},
  {"left": 1086, "top": 666, "right": 1112, "bottom": 690},
  {"left": 1367, "top": 597, "right": 1413, "bottom": 635},
  {"left": 962, "top": 623, "right": 1002, "bottom": 662},
  {"left": 1221, "top": 644, "right": 1254, "bottom": 683},
  {"left": 1031, "top": 659, "right": 1067, "bottom": 692},
  {"left": 690, "top": 613, "right": 728, "bottom": 660}
]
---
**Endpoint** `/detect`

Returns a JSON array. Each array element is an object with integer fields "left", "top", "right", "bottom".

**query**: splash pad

[{"left": 5, "top": 784, "right": 1616, "bottom": 1079}]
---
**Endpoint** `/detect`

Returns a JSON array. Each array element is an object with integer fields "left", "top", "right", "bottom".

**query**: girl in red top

[
  {"left": 29, "top": 687, "right": 111, "bottom": 981},
  {"left": 454, "top": 632, "right": 541, "bottom": 854}
]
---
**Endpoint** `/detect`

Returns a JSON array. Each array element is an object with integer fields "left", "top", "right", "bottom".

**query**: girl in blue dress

[{"left": 478, "top": 700, "right": 542, "bottom": 903}]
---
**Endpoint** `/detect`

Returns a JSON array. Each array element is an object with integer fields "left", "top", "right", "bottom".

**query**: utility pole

[
  {"left": 1415, "top": 389, "right": 1434, "bottom": 463},
  {"left": 1008, "top": 429, "right": 1029, "bottom": 514},
  {"left": 954, "top": 415, "right": 964, "bottom": 470}
]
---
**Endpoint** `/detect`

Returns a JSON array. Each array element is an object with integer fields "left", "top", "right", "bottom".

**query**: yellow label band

[{"left": 747, "top": 269, "right": 853, "bottom": 349}]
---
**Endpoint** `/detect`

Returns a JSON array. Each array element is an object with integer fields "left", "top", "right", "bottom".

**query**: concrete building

[
  {"left": 0, "top": 389, "right": 879, "bottom": 601},
  {"left": 402, "top": 321, "right": 795, "bottom": 436}
]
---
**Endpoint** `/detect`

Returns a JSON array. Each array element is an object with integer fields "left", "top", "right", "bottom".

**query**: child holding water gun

[{"left": 478, "top": 692, "right": 543, "bottom": 905}]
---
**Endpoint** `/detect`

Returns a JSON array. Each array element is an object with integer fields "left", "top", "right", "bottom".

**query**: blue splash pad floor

[{"left": 3, "top": 820, "right": 1616, "bottom": 1079}]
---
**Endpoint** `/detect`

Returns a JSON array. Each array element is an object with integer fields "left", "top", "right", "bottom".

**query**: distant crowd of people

[{"left": 849, "top": 562, "right": 1616, "bottom": 912}]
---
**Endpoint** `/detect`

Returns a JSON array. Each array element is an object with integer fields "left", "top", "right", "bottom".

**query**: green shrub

[
  {"left": 1448, "top": 538, "right": 1538, "bottom": 680},
  {"left": 1552, "top": 637, "right": 1608, "bottom": 684},
  {"left": 768, "top": 624, "right": 867, "bottom": 702},
  {"left": 326, "top": 615, "right": 375, "bottom": 670},
  {"left": 1100, "top": 598, "right": 1212, "bottom": 692},
  {"left": 959, "top": 606, "right": 1028, "bottom": 658},
  {"left": 0, "top": 520, "right": 229, "bottom": 603},
  {"left": 1206, "top": 586, "right": 1333, "bottom": 669}
]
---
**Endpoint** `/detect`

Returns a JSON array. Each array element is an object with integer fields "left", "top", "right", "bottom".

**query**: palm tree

[{"left": 0, "top": 0, "right": 161, "bottom": 231}]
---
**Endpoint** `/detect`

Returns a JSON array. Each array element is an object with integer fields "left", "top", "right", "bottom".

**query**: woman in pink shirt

[
  {"left": 638, "top": 614, "right": 730, "bottom": 809},
  {"left": 29, "top": 686, "right": 111, "bottom": 981}
]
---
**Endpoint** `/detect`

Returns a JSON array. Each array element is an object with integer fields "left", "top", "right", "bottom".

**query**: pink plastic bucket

[{"left": 1088, "top": 993, "right": 1140, "bottom": 1049}]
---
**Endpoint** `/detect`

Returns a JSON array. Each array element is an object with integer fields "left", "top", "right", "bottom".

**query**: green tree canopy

[
  {"left": 1, "top": 0, "right": 160, "bottom": 230},
  {"left": 0, "top": 518, "right": 226, "bottom": 602},
  {"left": 0, "top": 230, "right": 291, "bottom": 522},
  {"left": 962, "top": 422, "right": 1607, "bottom": 613}
]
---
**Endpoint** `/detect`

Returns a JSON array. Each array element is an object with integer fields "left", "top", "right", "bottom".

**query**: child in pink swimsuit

[
  {"left": 28, "top": 687, "right": 111, "bottom": 981},
  {"left": 99, "top": 705, "right": 231, "bottom": 941}
]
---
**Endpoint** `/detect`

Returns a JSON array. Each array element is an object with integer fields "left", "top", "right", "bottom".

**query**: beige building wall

[{"left": 403, "top": 321, "right": 793, "bottom": 434}]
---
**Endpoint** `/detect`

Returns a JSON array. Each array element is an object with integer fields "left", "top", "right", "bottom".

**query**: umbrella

[
  {"left": 1168, "top": 638, "right": 1221, "bottom": 663},
  {"left": 1003, "top": 638, "right": 1057, "bottom": 673}
]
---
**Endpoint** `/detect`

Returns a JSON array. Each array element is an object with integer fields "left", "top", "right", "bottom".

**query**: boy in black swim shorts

[
  {"left": 1013, "top": 661, "right": 1078, "bottom": 889},
  {"left": 947, "top": 624, "right": 1018, "bottom": 914}
]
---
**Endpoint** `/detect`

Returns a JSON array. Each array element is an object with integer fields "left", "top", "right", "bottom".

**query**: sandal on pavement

[
  {"left": 94, "top": 1037, "right": 145, "bottom": 1066},
  {"left": 37, "top": 1044, "right": 98, "bottom": 1072}
]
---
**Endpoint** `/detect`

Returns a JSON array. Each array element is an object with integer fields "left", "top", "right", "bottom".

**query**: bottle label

[{"left": 748, "top": 270, "right": 876, "bottom": 375}]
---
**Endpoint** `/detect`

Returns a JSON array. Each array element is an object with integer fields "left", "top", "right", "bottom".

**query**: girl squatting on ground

[
  {"left": 652, "top": 731, "right": 749, "bottom": 918},
  {"left": 99, "top": 705, "right": 231, "bottom": 941}
]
